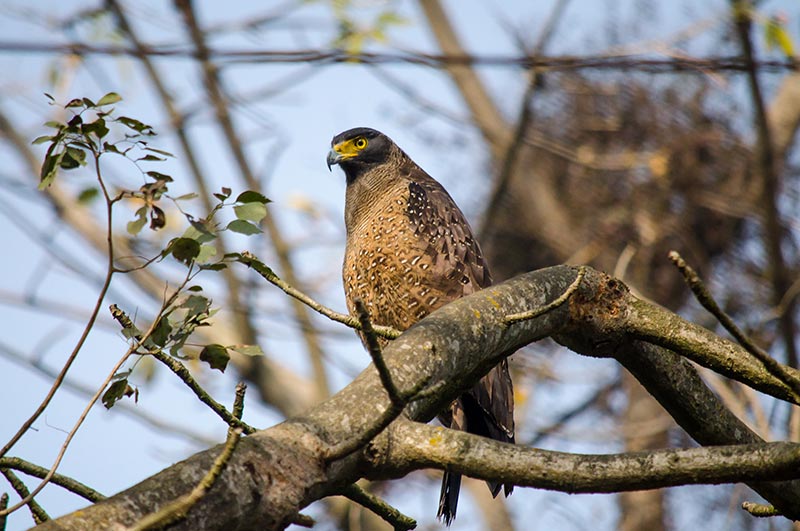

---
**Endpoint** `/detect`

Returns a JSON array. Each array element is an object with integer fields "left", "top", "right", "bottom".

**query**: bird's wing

[
  {"left": 404, "top": 170, "right": 492, "bottom": 297},
  {"left": 404, "top": 166, "right": 514, "bottom": 437}
]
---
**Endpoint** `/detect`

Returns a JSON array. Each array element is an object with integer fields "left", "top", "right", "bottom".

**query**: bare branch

[
  {"left": 504, "top": 266, "right": 586, "bottom": 325},
  {"left": 374, "top": 419, "right": 800, "bottom": 493},
  {"left": 174, "top": 0, "right": 331, "bottom": 399},
  {"left": 0, "top": 469, "right": 49, "bottom": 524},
  {"left": 0, "top": 457, "right": 105, "bottom": 503},
  {"left": 669, "top": 251, "right": 800, "bottom": 400},
  {"left": 730, "top": 0, "right": 798, "bottom": 367},
  {"left": 128, "top": 428, "right": 243, "bottom": 531},
  {"left": 0, "top": 40, "right": 795, "bottom": 71},
  {"left": 239, "top": 251, "right": 401, "bottom": 339},
  {"left": 340, "top": 484, "right": 416, "bottom": 531},
  {"left": 31, "top": 266, "right": 800, "bottom": 528},
  {"left": 148, "top": 349, "right": 257, "bottom": 435},
  {"left": 0, "top": 144, "right": 118, "bottom": 461}
]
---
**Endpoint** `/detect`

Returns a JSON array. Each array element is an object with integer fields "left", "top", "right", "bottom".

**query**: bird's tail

[{"left": 437, "top": 471, "right": 462, "bottom": 526}]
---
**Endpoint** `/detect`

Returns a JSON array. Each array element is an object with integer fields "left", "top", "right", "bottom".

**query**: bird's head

[{"left": 327, "top": 127, "right": 394, "bottom": 180}]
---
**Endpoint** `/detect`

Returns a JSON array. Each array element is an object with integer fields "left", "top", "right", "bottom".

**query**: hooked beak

[{"left": 326, "top": 149, "right": 344, "bottom": 171}]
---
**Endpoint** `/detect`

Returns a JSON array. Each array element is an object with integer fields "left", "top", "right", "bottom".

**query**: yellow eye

[{"left": 354, "top": 137, "right": 368, "bottom": 150}]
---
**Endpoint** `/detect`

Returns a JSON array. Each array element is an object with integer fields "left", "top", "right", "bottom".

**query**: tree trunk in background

[{"left": 619, "top": 375, "right": 669, "bottom": 531}]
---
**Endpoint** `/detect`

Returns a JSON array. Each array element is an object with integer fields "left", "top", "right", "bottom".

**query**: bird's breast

[{"left": 343, "top": 198, "right": 440, "bottom": 331}]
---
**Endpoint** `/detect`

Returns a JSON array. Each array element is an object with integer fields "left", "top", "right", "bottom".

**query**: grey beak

[{"left": 326, "top": 149, "right": 342, "bottom": 171}]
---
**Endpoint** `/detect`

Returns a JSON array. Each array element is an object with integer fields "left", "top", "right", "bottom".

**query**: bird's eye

[{"left": 354, "top": 137, "right": 368, "bottom": 150}]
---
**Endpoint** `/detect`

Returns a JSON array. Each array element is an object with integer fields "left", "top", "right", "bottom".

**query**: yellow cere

[{"left": 333, "top": 136, "right": 368, "bottom": 158}]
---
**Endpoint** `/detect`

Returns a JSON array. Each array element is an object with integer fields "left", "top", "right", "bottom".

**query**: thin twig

[
  {"left": 0, "top": 281, "right": 187, "bottom": 518},
  {"left": 0, "top": 469, "right": 49, "bottom": 524},
  {"left": 730, "top": 0, "right": 798, "bottom": 369},
  {"left": 504, "top": 266, "right": 586, "bottom": 325},
  {"left": 175, "top": 0, "right": 331, "bottom": 398},
  {"left": 289, "top": 513, "right": 315, "bottom": 528},
  {"left": 668, "top": 251, "right": 800, "bottom": 401},
  {"left": 0, "top": 151, "right": 117, "bottom": 460},
  {"left": 106, "top": 0, "right": 259, "bottom": 354},
  {"left": 0, "top": 339, "right": 216, "bottom": 446},
  {"left": 229, "top": 382, "right": 247, "bottom": 438},
  {"left": 529, "top": 379, "right": 620, "bottom": 446},
  {"left": 239, "top": 251, "right": 401, "bottom": 339},
  {"left": 354, "top": 299, "right": 403, "bottom": 407},
  {"left": 0, "top": 457, "right": 105, "bottom": 503},
  {"left": 128, "top": 428, "right": 243, "bottom": 531},
  {"left": 0, "top": 41, "right": 796, "bottom": 71},
  {"left": 0, "top": 492, "right": 8, "bottom": 531},
  {"left": 148, "top": 349, "right": 256, "bottom": 435},
  {"left": 341, "top": 484, "right": 417, "bottom": 531},
  {"left": 480, "top": 0, "right": 572, "bottom": 237},
  {"left": 741, "top": 501, "right": 779, "bottom": 517},
  {"left": 324, "top": 304, "right": 442, "bottom": 461}
]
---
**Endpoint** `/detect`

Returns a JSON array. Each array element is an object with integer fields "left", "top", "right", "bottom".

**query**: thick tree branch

[
  {"left": 372, "top": 419, "right": 800, "bottom": 493},
  {"left": 668, "top": 251, "right": 800, "bottom": 399},
  {"left": 625, "top": 297, "right": 800, "bottom": 405},
  {"left": 35, "top": 266, "right": 800, "bottom": 529}
]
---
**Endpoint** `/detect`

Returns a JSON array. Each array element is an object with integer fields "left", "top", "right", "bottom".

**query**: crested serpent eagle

[{"left": 327, "top": 127, "right": 515, "bottom": 524}]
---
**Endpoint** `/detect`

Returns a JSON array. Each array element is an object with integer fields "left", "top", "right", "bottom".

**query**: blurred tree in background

[{"left": 0, "top": 1, "right": 799, "bottom": 530}]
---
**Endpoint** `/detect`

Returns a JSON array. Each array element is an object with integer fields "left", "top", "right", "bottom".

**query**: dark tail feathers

[{"left": 437, "top": 471, "right": 462, "bottom": 526}]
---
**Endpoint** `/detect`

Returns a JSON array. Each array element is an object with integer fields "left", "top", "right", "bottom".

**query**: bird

[{"left": 327, "top": 127, "right": 515, "bottom": 525}]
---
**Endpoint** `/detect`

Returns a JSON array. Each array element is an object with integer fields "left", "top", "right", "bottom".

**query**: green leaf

[
  {"left": 103, "top": 142, "right": 122, "bottom": 154},
  {"left": 150, "top": 317, "right": 172, "bottom": 348},
  {"left": 43, "top": 120, "right": 63, "bottom": 129},
  {"left": 32, "top": 135, "right": 53, "bottom": 145},
  {"left": 102, "top": 379, "right": 134, "bottom": 409},
  {"left": 173, "top": 192, "right": 199, "bottom": 201},
  {"left": 83, "top": 118, "right": 109, "bottom": 140},
  {"left": 127, "top": 206, "right": 148, "bottom": 235},
  {"left": 196, "top": 244, "right": 218, "bottom": 264},
  {"left": 187, "top": 285, "right": 204, "bottom": 292},
  {"left": 226, "top": 219, "right": 262, "bottom": 235},
  {"left": 82, "top": 97, "right": 96, "bottom": 108},
  {"left": 170, "top": 237, "right": 201, "bottom": 264},
  {"left": 117, "top": 116, "right": 154, "bottom": 134},
  {"left": 66, "top": 115, "right": 83, "bottom": 130},
  {"left": 236, "top": 190, "right": 271, "bottom": 204},
  {"left": 143, "top": 146, "right": 174, "bottom": 158},
  {"left": 97, "top": 92, "right": 122, "bottom": 106},
  {"left": 146, "top": 171, "right": 173, "bottom": 182},
  {"left": 39, "top": 150, "right": 64, "bottom": 189},
  {"left": 181, "top": 294, "right": 211, "bottom": 314},
  {"left": 60, "top": 147, "right": 87, "bottom": 169},
  {"left": 138, "top": 154, "right": 166, "bottom": 162},
  {"left": 199, "top": 262, "right": 227, "bottom": 271},
  {"left": 229, "top": 344, "right": 265, "bottom": 357},
  {"left": 66, "top": 98, "right": 85, "bottom": 108},
  {"left": 213, "top": 187, "right": 232, "bottom": 201},
  {"left": 77, "top": 187, "right": 99, "bottom": 204},
  {"left": 183, "top": 222, "right": 216, "bottom": 243},
  {"left": 199, "top": 344, "right": 230, "bottom": 372},
  {"left": 233, "top": 202, "right": 267, "bottom": 223}
]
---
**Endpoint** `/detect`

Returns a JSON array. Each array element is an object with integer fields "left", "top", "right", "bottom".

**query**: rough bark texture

[{"left": 35, "top": 266, "right": 800, "bottom": 529}]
